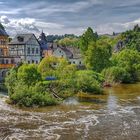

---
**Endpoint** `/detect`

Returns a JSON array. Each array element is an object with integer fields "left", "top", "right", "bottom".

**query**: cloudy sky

[{"left": 0, "top": 0, "right": 140, "bottom": 36}]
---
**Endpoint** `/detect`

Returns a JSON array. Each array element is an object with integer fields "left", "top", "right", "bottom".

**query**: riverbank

[{"left": 0, "top": 83, "right": 140, "bottom": 140}]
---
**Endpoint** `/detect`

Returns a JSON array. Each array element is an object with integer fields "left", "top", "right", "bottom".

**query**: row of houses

[{"left": 0, "top": 25, "right": 84, "bottom": 81}]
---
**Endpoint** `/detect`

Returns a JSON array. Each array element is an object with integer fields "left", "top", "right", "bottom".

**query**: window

[
  {"left": 32, "top": 48, "right": 34, "bottom": 54},
  {"left": 73, "top": 61, "right": 75, "bottom": 64},
  {"left": 32, "top": 60, "right": 34, "bottom": 63},
  {"left": 11, "top": 59, "right": 14, "bottom": 64},
  {"left": 79, "top": 61, "right": 81, "bottom": 65},
  {"left": 28, "top": 61, "right": 30, "bottom": 64},
  {"left": 36, "top": 61, "right": 38, "bottom": 64},
  {"left": 6, "top": 60, "right": 9, "bottom": 64},
  {"left": 27, "top": 48, "right": 30, "bottom": 54},
  {"left": 2, "top": 71, "right": 6, "bottom": 77},
  {"left": 1, "top": 59, "right": 4, "bottom": 64},
  {"left": 36, "top": 48, "right": 39, "bottom": 54}
]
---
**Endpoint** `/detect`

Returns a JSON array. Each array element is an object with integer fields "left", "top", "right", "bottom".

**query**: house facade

[
  {"left": 0, "top": 23, "right": 20, "bottom": 81},
  {"left": 8, "top": 34, "right": 41, "bottom": 64},
  {"left": 53, "top": 46, "right": 84, "bottom": 67}
]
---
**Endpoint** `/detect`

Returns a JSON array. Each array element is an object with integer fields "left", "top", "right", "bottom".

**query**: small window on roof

[{"left": 17, "top": 36, "right": 24, "bottom": 42}]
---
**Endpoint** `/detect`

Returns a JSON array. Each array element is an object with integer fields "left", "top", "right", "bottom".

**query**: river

[{"left": 0, "top": 83, "right": 140, "bottom": 140}]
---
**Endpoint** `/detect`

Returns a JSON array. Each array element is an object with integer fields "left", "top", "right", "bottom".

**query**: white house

[
  {"left": 53, "top": 46, "right": 84, "bottom": 67},
  {"left": 8, "top": 34, "right": 41, "bottom": 64}
]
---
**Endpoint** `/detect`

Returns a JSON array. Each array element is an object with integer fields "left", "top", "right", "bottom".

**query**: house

[
  {"left": 38, "top": 31, "right": 48, "bottom": 58},
  {"left": 0, "top": 23, "right": 20, "bottom": 81},
  {"left": 53, "top": 46, "right": 84, "bottom": 67},
  {"left": 67, "top": 47, "right": 83, "bottom": 66},
  {"left": 38, "top": 31, "right": 57, "bottom": 58},
  {"left": 0, "top": 26, "right": 9, "bottom": 56},
  {"left": 8, "top": 34, "right": 41, "bottom": 64},
  {"left": 0, "top": 56, "right": 20, "bottom": 81}
]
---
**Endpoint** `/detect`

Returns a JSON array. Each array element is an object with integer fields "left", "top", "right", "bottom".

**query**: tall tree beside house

[
  {"left": 80, "top": 27, "right": 98, "bottom": 53},
  {"left": 85, "top": 40, "right": 112, "bottom": 72}
]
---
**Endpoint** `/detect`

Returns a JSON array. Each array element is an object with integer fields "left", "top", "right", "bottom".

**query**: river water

[{"left": 0, "top": 83, "right": 140, "bottom": 140}]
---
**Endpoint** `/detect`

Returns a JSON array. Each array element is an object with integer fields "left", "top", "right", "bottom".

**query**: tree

[
  {"left": 80, "top": 27, "right": 98, "bottom": 53},
  {"left": 17, "top": 64, "right": 41, "bottom": 86},
  {"left": 111, "top": 49, "right": 140, "bottom": 82},
  {"left": 75, "top": 70, "right": 103, "bottom": 94},
  {"left": 5, "top": 68, "right": 18, "bottom": 95},
  {"left": 85, "top": 40, "right": 112, "bottom": 72},
  {"left": 121, "top": 25, "right": 140, "bottom": 52},
  {"left": 38, "top": 56, "right": 59, "bottom": 78},
  {"left": 57, "top": 37, "right": 80, "bottom": 47}
]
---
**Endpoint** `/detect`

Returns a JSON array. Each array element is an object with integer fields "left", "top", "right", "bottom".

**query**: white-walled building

[
  {"left": 53, "top": 46, "right": 84, "bottom": 67},
  {"left": 8, "top": 34, "right": 41, "bottom": 64}
]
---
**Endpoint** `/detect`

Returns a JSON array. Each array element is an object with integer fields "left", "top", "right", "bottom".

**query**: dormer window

[{"left": 17, "top": 36, "right": 24, "bottom": 42}]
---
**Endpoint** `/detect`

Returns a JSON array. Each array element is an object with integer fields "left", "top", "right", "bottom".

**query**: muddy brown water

[{"left": 0, "top": 83, "right": 140, "bottom": 140}]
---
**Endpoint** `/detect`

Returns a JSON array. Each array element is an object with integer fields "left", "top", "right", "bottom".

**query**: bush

[
  {"left": 9, "top": 81, "right": 57, "bottom": 107},
  {"left": 102, "top": 66, "right": 132, "bottom": 83},
  {"left": 110, "top": 49, "right": 140, "bottom": 83},
  {"left": 75, "top": 70, "right": 103, "bottom": 94}
]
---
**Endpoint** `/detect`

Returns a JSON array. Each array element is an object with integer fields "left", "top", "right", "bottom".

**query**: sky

[{"left": 0, "top": 0, "right": 140, "bottom": 36}]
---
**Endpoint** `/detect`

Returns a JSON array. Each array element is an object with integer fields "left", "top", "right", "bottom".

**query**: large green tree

[
  {"left": 85, "top": 40, "right": 112, "bottom": 72},
  {"left": 111, "top": 49, "right": 140, "bottom": 82},
  {"left": 80, "top": 27, "right": 98, "bottom": 53},
  {"left": 121, "top": 25, "right": 140, "bottom": 52}
]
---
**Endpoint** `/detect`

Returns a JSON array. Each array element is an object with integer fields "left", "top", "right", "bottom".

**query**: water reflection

[{"left": 107, "top": 94, "right": 118, "bottom": 111}]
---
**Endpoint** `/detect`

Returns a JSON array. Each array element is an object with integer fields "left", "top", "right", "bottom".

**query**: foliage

[
  {"left": 5, "top": 68, "right": 18, "bottom": 95},
  {"left": 46, "top": 34, "right": 79, "bottom": 43},
  {"left": 99, "top": 35, "right": 122, "bottom": 48},
  {"left": 102, "top": 66, "right": 131, "bottom": 83},
  {"left": 85, "top": 40, "right": 112, "bottom": 72},
  {"left": 75, "top": 70, "right": 103, "bottom": 94},
  {"left": 108, "top": 49, "right": 140, "bottom": 83},
  {"left": 38, "top": 56, "right": 59, "bottom": 78},
  {"left": 121, "top": 25, "right": 140, "bottom": 52},
  {"left": 17, "top": 64, "right": 42, "bottom": 86},
  {"left": 5, "top": 56, "right": 103, "bottom": 107},
  {"left": 10, "top": 81, "right": 57, "bottom": 107},
  {"left": 57, "top": 37, "right": 80, "bottom": 47},
  {"left": 80, "top": 27, "right": 98, "bottom": 53}
]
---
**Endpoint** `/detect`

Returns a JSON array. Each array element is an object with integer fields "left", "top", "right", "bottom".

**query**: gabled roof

[
  {"left": 66, "top": 47, "right": 82, "bottom": 59},
  {"left": 0, "top": 29, "right": 9, "bottom": 36},
  {"left": 58, "top": 46, "right": 73, "bottom": 58},
  {"left": 9, "top": 33, "right": 37, "bottom": 45}
]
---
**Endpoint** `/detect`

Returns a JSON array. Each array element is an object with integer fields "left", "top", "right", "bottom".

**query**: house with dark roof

[
  {"left": 8, "top": 33, "right": 41, "bottom": 64},
  {"left": 38, "top": 31, "right": 57, "bottom": 58}
]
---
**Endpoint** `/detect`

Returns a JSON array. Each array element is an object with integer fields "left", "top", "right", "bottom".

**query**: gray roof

[
  {"left": 0, "top": 29, "right": 8, "bottom": 36},
  {"left": 66, "top": 47, "right": 82, "bottom": 59},
  {"left": 9, "top": 33, "right": 36, "bottom": 45},
  {"left": 59, "top": 46, "right": 73, "bottom": 58}
]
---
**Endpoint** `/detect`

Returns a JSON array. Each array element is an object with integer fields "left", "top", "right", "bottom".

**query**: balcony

[{"left": 0, "top": 64, "right": 15, "bottom": 69}]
